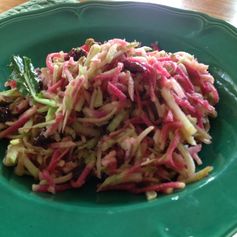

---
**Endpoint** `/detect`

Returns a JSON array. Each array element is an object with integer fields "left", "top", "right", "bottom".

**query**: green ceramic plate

[{"left": 0, "top": 2, "right": 237, "bottom": 237}]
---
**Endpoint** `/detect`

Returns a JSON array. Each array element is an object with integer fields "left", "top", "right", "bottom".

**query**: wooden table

[{"left": 0, "top": 0, "right": 237, "bottom": 28}]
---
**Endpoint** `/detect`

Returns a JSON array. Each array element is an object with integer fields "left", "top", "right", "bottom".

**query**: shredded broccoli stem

[
  {"left": 107, "top": 110, "right": 127, "bottom": 132},
  {"left": 183, "top": 166, "right": 213, "bottom": 183}
]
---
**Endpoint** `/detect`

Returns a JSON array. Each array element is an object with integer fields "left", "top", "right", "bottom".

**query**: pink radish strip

[
  {"left": 164, "top": 130, "right": 181, "bottom": 169},
  {"left": 47, "top": 148, "right": 69, "bottom": 173},
  {"left": 32, "top": 184, "right": 50, "bottom": 193},
  {"left": 187, "top": 93, "right": 215, "bottom": 112},
  {"left": 160, "top": 121, "right": 181, "bottom": 147},
  {"left": 176, "top": 66, "right": 195, "bottom": 92},
  {"left": 94, "top": 63, "right": 123, "bottom": 82},
  {"left": 156, "top": 166, "right": 173, "bottom": 180},
  {"left": 81, "top": 44, "right": 90, "bottom": 52},
  {"left": 40, "top": 170, "right": 54, "bottom": 187},
  {"left": 108, "top": 38, "right": 128, "bottom": 47},
  {"left": 128, "top": 116, "right": 144, "bottom": 125},
  {"left": 153, "top": 61, "right": 170, "bottom": 78},
  {"left": 71, "top": 160, "right": 95, "bottom": 188},
  {"left": 46, "top": 53, "right": 67, "bottom": 74},
  {"left": 101, "top": 151, "right": 117, "bottom": 174},
  {"left": 202, "top": 81, "right": 219, "bottom": 103},
  {"left": 188, "top": 144, "right": 203, "bottom": 165},
  {"left": 107, "top": 82, "right": 127, "bottom": 101},
  {"left": 140, "top": 114, "right": 153, "bottom": 126},
  {"left": 163, "top": 110, "right": 174, "bottom": 123},
  {"left": 173, "top": 94, "right": 196, "bottom": 115},
  {"left": 156, "top": 57, "right": 172, "bottom": 62},
  {"left": 113, "top": 82, "right": 127, "bottom": 92},
  {"left": 185, "top": 64, "right": 219, "bottom": 103},
  {"left": 0, "top": 106, "right": 37, "bottom": 138},
  {"left": 173, "top": 153, "right": 186, "bottom": 170},
  {"left": 45, "top": 113, "right": 64, "bottom": 136},
  {"left": 47, "top": 78, "right": 64, "bottom": 93}
]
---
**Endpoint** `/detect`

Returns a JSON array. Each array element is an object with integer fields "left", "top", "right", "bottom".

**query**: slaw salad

[{"left": 0, "top": 38, "right": 219, "bottom": 199}]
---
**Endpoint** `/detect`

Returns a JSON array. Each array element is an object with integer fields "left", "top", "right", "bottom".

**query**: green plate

[{"left": 0, "top": 2, "right": 237, "bottom": 237}]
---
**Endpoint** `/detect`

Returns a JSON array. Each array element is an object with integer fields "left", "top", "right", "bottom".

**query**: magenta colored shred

[
  {"left": 156, "top": 57, "right": 172, "bottom": 62},
  {"left": 46, "top": 53, "right": 67, "bottom": 74},
  {"left": 71, "top": 161, "right": 95, "bottom": 188},
  {"left": 163, "top": 110, "right": 174, "bottom": 123},
  {"left": 94, "top": 63, "right": 123, "bottom": 82},
  {"left": 0, "top": 106, "right": 37, "bottom": 138},
  {"left": 153, "top": 61, "right": 171, "bottom": 78},
  {"left": 175, "top": 67, "right": 195, "bottom": 92},
  {"left": 162, "top": 130, "right": 181, "bottom": 169},
  {"left": 160, "top": 121, "right": 182, "bottom": 146},
  {"left": 107, "top": 82, "right": 127, "bottom": 101},
  {"left": 40, "top": 170, "right": 54, "bottom": 187},
  {"left": 47, "top": 148, "right": 69, "bottom": 173}
]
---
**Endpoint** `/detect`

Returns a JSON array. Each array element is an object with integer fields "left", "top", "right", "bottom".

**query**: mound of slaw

[{"left": 0, "top": 38, "right": 219, "bottom": 199}]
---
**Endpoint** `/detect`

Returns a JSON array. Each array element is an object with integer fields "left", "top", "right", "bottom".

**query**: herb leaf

[
  {"left": 9, "top": 56, "right": 57, "bottom": 107},
  {"left": 9, "top": 55, "right": 40, "bottom": 97}
]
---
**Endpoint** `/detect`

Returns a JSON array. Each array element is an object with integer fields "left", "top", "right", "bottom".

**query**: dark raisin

[
  {"left": 100, "top": 172, "right": 109, "bottom": 180},
  {"left": 64, "top": 48, "right": 87, "bottom": 61},
  {"left": 64, "top": 56, "right": 69, "bottom": 61},
  {"left": 35, "top": 68, "right": 41, "bottom": 76},
  {"left": 38, "top": 81, "right": 44, "bottom": 90},
  {"left": 35, "top": 69, "right": 44, "bottom": 90},
  {"left": 0, "top": 101, "right": 9, "bottom": 106},
  {"left": 33, "top": 132, "right": 53, "bottom": 148},
  {"left": 0, "top": 106, "right": 12, "bottom": 122},
  {"left": 34, "top": 114, "right": 45, "bottom": 124},
  {"left": 123, "top": 59, "right": 147, "bottom": 73},
  {"left": 72, "top": 164, "right": 86, "bottom": 179}
]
